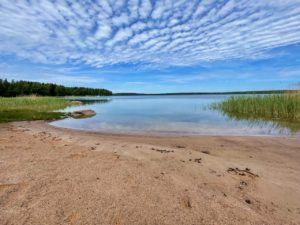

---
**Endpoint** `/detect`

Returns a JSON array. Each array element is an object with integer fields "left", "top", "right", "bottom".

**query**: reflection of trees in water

[
  {"left": 78, "top": 99, "right": 111, "bottom": 105},
  {"left": 218, "top": 110, "right": 300, "bottom": 134}
]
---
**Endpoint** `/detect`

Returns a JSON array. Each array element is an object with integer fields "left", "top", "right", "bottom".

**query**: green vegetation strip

[
  {"left": 0, "top": 79, "right": 112, "bottom": 97},
  {"left": 212, "top": 93, "right": 300, "bottom": 125},
  {"left": 0, "top": 96, "right": 70, "bottom": 123}
]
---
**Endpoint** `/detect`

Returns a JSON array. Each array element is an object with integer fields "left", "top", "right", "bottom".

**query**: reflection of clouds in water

[
  {"left": 51, "top": 95, "right": 298, "bottom": 136},
  {"left": 51, "top": 119, "right": 291, "bottom": 136}
]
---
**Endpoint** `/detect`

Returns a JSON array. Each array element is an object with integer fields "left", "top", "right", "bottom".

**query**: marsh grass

[
  {"left": 212, "top": 92, "right": 300, "bottom": 132},
  {"left": 0, "top": 96, "right": 70, "bottom": 123}
]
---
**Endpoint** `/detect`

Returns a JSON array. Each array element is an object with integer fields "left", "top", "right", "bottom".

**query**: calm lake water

[{"left": 50, "top": 95, "right": 298, "bottom": 136}]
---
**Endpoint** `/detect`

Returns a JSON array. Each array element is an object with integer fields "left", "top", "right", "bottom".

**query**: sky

[{"left": 0, "top": 0, "right": 300, "bottom": 93}]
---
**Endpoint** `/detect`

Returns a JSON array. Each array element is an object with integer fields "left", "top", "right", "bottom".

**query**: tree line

[{"left": 0, "top": 79, "right": 112, "bottom": 97}]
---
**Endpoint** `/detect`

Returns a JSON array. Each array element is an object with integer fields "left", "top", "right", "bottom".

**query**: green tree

[{"left": 0, "top": 78, "right": 112, "bottom": 97}]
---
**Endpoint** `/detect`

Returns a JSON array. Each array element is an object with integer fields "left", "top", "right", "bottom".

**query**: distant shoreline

[{"left": 113, "top": 89, "right": 292, "bottom": 96}]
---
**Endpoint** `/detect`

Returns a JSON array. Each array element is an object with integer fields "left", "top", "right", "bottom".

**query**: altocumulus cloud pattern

[{"left": 1, "top": 0, "right": 300, "bottom": 68}]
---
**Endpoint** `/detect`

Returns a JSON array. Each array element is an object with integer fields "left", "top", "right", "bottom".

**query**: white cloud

[
  {"left": 95, "top": 24, "right": 112, "bottom": 40},
  {"left": 0, "top": 0, "right": 300, "bottom": 68},
  {"left": 139, "top": 0, "right": 152, "bottom": 18},
  {"left": 151, "top": 2, "right": 165, "bottom": 19},
  {"left": 112, "top": 12, "right": 130, "bottom": 27},
  {"left": 106, "top": 27, "right": 133, "bottom": 47}
]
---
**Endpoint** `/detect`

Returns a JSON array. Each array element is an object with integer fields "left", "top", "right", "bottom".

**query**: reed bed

[
  {"left": 0, "top": 96, "right": 70, "bottom": 122},
  {"left": 212, "top": 92, "right": 300, "bottom": 124}
]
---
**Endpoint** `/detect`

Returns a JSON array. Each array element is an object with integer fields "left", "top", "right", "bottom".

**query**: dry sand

[{"left": 0, "top": 121, "right": 300, "bottom": 225}]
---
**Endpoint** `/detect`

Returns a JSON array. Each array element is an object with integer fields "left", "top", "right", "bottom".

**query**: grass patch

[
  {"left": 212, "top": 92, "right": 300, "bottom": 132},
  {"left": 0, "top": 96, "right": 70, "bottom": 123}
]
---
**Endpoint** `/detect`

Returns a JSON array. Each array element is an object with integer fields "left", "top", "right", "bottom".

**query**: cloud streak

[{"left": 0, "top": 0, "right": 300, "bottom": 68}]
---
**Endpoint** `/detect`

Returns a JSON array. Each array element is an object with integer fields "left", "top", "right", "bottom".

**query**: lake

[{"left": 50, "top": 95, "right": 298, "bottom": 136}]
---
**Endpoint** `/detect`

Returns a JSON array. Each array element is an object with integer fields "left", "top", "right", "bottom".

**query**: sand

[{"left": 0, "top": 121, "right": 300, "bottom": 225}]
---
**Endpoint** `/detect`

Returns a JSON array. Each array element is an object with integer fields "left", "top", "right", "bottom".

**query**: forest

[{"left": 0, "top": 79, "right": 112, "bottom": 97}]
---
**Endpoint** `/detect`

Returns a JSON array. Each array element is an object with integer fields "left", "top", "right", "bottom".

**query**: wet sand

[{"left": 0, "top": 121, "right": 300, "bottom": 225}]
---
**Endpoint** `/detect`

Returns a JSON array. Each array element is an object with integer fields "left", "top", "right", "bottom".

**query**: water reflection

[
  {"left": 75, "top": 99, "right": 111, "bottom": 105},
  {"left": 51, "top": 95, "right": 300, "bottom": 136},
  {"left": 215, "top": 109, "right": 300, "bottom": 134},
  {"left": 64, "top": 96, "right": 112, "bottom": 106}
]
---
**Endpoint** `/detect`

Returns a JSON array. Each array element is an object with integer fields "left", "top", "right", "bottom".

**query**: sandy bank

[{"left": 0, "top": 121, "right": 300, "bottom": 225}]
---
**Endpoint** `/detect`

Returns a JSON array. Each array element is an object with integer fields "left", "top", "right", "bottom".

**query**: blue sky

[{"left": 0, "top": 0, "right": 300, "bottom": 93}]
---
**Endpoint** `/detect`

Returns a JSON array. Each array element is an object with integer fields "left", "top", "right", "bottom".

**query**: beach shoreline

[{"left": 1, "top": 121, "right": 300, "bottom": 225}]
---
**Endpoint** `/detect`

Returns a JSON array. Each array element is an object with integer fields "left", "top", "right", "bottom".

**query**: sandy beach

[{"left": 0, "top": 121, "right": 300, "bottom": 225}]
